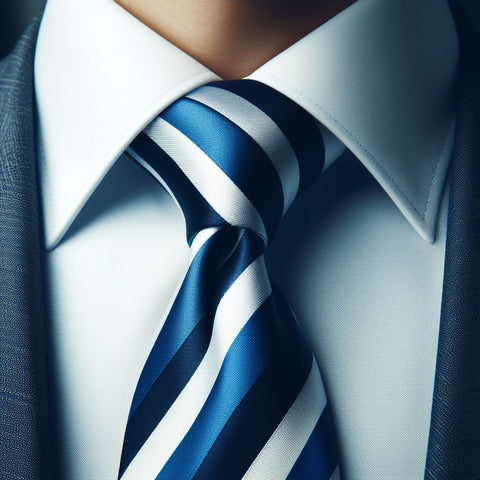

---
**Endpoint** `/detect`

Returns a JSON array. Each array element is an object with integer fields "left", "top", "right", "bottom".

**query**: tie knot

[{"left": 132, "top": 80, "right": 325, "bottom": 246}]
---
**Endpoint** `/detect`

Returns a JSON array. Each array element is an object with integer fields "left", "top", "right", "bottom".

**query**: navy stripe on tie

[
  {"left": 161, "top": 97, "right": 285, "bottom": 240},
  {"left": 119, "top": 229, "right": 262, "bottom": 477},
  {"left": 153, "top": 298, "right": 275, "bottom": 480},
  {"left": 121, "top": 80, "right": 338, "bottom": 480},
  {"left": 119, "top": 313, "right": 213, "bottom": 477},
  {"left": 119, "top": 228, "right": 240, "bottom": 477},
  {"left": 154, "top": 296, "right": 289, "bottom": 480},
  {"left": 192, "top": 291, "right": 314, "bottom": 480},
  {"left": 211, "top": 229, "right": 264, "bottom": 304},
  {"left": 129, "top": 132, "right": 226, "bottom": 244},
  {"left": 287, "top": 404, "right": 339, "bottom": 480},
  {"left": 209, "top": 79, "right": 325, "bottom": 190},
  {"left": 155, "top": 243, "right": 313, "bottom": 479},
  {"left": 126, "top": 226, "right": 236, "bottom": 416}
]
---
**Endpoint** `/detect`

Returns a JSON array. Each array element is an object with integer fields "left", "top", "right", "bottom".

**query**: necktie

[{"left": 119, "top": 80, "right": 341, "bottom": 480}]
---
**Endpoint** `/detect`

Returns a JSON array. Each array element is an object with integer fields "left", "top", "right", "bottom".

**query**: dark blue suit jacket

[{"left": 0, "top": 4, "right": 479, "bottom": 479}]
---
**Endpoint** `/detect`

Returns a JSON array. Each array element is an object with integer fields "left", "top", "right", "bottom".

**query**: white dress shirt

[{"left": 35, "top": 0, "right": 459, "bottom": 478}]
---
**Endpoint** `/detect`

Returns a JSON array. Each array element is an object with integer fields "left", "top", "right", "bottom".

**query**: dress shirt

[{"left": 35, "top": 0, "right": 459, "bottom": 478}]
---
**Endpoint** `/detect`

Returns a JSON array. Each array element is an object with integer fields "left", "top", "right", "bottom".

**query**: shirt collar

[{"left": 35, "top": 0, "right": 459, "bottom": 250}]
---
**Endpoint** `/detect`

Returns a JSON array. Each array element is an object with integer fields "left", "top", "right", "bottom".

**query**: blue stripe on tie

[
  {"left": 119, "top": 228, "right": 240, "bottom": 477},
  {"left": 119, "top": 230, "right": 262, "bottom": 477},
  {"left": 128, "top": 227, "right": 236, "bottom": 416},
  {"left": 211, "top": 229, "right": 264, "bottom": 305},
  {"left": 161, "top": 98, "right": 284, "bottom": 240},
  {"left": 119, "top": 314, "right": 213, "bottom": 477},
  {"left": 153, "top": 296, "right": 283, "bottom": 480},
  {"left": 209, "top": 80, "right": 325, "bottom": 191},
  {"left": 155, "top": 262, "right": 313, "bottom": 480},
  {"left": 192, "top": 290, "right": 314, "bottom": 479},
  {"left": 129, "top": 133, "right": 226, "bottom": 244},
  {"left": 286, "top": 404, "right": 339, "bottom": 480},
  {"left": 122, "top": 81, "right": 338, "bottom": 480}
]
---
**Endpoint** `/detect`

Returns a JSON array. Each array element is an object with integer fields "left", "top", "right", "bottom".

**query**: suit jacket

[{"left": 0, "top": 4, "right": 479, "bottom": 479}]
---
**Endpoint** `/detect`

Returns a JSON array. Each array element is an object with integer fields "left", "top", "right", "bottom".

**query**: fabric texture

[
  {"left": 119, "top": 80, "right": 340, "bottom": 479},
  {"left": 425, "top": 3, "right": 480, "bottom": 478},
  {"left": 0, "top": 16, "right": 52, "bottom": 480},
  {"left": 0, "top": 2, "right": 478, "bottom": 478},
  {"left": 33, "top": 1, "right": 456, "bottom": 477}
]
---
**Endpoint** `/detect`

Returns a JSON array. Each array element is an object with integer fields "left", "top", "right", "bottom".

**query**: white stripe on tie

[
  {"left": 243, "top": 360, "right": 327, "bottom": 480},
  {"left": 145, "top": 117, "right": 268, "bottom": 243},
  {"left": 121, "top": 255, "right": 272, "bottom": 480},
  {"left": 186, "top": 86, "right": 301, "bottom": 214}
]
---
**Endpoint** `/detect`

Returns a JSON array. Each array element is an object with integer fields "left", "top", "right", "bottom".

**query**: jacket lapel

[
  {"left": 425, "top": 2, "right": 480, "bottom": 478},
  {"left": 0, "top": 17, "right": 52, "bottom": 480}
]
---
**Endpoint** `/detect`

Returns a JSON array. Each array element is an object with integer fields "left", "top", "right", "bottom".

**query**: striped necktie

[{"left": 119, "top": 79, "right": 341, "bottom": 480}]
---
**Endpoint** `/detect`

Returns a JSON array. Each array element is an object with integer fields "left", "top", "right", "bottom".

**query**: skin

[{"left": 114, "top": 0, "right": 357, "bottom": 79}]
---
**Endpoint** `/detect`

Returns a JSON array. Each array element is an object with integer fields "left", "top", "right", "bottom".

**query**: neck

[{"left": 114, "top": 0, "right": 357, "bottom": 79}]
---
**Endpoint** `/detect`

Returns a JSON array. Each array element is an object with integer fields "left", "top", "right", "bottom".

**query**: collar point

[
  {"left": 44, "top": 222, "right": 68, "bottom": 251},
  {"left": 418, "top": 225, "right": 436, "bottom": 245},
  {"left": 403, "top": 209, "right": 437, "bottom": 244}
]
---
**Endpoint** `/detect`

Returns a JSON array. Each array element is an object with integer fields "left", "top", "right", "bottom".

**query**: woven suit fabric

[
  {"left": 119, "top": 79, "right": 340, "bottom": 480},
  {"left": 424, "top": 6, "right": 480, "bottom": 477}
]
